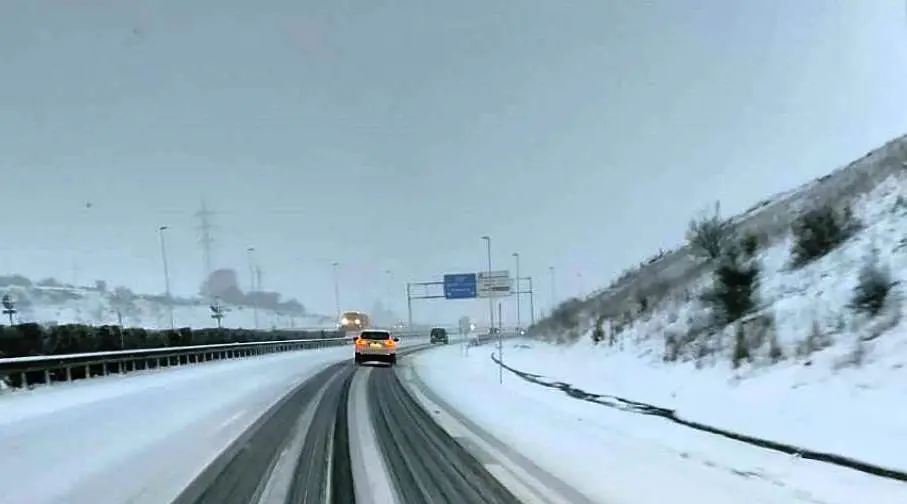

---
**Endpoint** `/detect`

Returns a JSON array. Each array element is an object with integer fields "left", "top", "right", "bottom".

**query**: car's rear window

[
  {"left": 431, "top": 328, "right": 446, "bottom": 335},
  {"left": 360, "top": 331, "right": 391, "bottom": 340}
]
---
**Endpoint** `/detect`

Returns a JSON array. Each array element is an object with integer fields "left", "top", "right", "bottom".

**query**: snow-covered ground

[
  {"left": 453, "top": 153, "right": 907, "bottom": 500},
  {"left": 413, "top": 344, "right": 907, "bottom": 503},
  {"left": 0, "top": 284, "right": 334, "bottom": 330},
  {"left": 487, "top": 335, "right": 907, "bottom": 473},
  {"left": 513, "top": 174, "right": 907, "bottom": 468},
  {"left": 0, "top": 346, "right": 351, "bottom": 504}
]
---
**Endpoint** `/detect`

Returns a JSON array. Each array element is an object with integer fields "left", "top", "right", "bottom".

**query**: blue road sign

[{"left": 443, "top": 273, "right": 478, "bottom": 299}]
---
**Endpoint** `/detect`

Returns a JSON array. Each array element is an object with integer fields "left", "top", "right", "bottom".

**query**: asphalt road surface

[{"left": 171, "top": 344, "right": 578, "bottom": 504}]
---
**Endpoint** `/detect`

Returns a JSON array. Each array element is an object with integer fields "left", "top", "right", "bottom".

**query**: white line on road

[
  {"left": 256, "top": 372, "right": 337, "bottom": 504},
  {"left": 400, "top": 364, "right": 583, "bottom": 504},
  {"left": 323, "top": 416, "right": 335, "bottom": 504},
  {"left": 348, "top": 367, "right": 400, "bottom": 504}
]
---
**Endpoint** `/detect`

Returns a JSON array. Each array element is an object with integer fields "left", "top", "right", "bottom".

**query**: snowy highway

[
  {"left": 3, "top": 335, "right": 904, "bottom": 504},
  {"left": 0, "top": 338, "right": 585, "bottom": 504}
]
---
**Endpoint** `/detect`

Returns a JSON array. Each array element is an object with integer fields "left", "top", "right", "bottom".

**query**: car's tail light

[
  {"left": 355, "top": 338, "right": 367, "bottom": 347},
  {"left": 384, "top": 339, "right": 396, "bottom": 348}
]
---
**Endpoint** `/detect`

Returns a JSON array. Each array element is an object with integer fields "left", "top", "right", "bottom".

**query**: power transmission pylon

[{"left": 196, "top": 199, "right": 217, "bottom": 281}]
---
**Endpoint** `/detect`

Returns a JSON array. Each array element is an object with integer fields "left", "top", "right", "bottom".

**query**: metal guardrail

[
  {"left": 0, "top": 336, "right": 355, "bottom": 388},
  {"left": 0, "top": 331, "right": 435, "bottom": 389}
]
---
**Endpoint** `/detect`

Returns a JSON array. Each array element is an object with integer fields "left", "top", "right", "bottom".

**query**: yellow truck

[{"left": 338, "top": 310, "right": 371, "bottom": 332}]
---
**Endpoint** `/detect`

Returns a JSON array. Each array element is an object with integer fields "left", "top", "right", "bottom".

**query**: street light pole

[
  {"left": 481, "top": 236, "right": 493, "bottom": 331},
  {"left": 385, "top": 269, "right": 393, "bottom": 321},
  {"left": 158, "top": 225, "right": 174, "bottom": 330},
  {"left": 332, "top": 261, "right": 341, "bottom": 319},
  {"left": 247, "top": 247, "right": 259, "bottom": 330},
  {"left": 497, "top": 301, "right": 503, "bottom": 384},
  {"left": 406, "top": 282, "right": 413, "bottom": 331},
  {"left": 549, "top": 266, "right": 556, "bottom": 315},
  {"left": 528, "top": 276, "right": 536, "bottom": 326},
  {"left": 512, "top": 252, "right": 521, "bottom": 331}
]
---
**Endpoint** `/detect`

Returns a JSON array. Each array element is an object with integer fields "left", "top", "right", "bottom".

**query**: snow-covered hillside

[
  {"left": 518, "top": 139, "right": 907, "bottom": 484},
  {"left": 611, "top": 173, "right": 907, "bottom": 367},
  {"left": 0, "top": 284, "right": 335, "bottom": 331},
  {"left": 585, "top": 134, "right": 907, "bottom": 315}
]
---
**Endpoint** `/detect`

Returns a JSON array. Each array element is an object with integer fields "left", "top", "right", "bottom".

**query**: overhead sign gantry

[{"left": 406, "top": 270, "right": 534, "bottom": 329}]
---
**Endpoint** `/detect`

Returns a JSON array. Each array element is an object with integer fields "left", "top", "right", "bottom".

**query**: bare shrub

[
  {"left": 591, "top": 315, "right": 606, "bottom": 344},
  {"left": 795, "top": 319, "right": 834, "bottom": 360},
  {"left": 768, "top": 332, "right": 785, "bottom": 363},
  {"left": 740, "top": 231, "right": 765, "bottom": 258},
  {"left": 790, "top": 203, "right": 860, "bottom": 268},
  {"left": 700, "top": 247, "right": 760, "bottom": 328},
  {"left": 850, "top": 249, "right": 895, "bottom": 319},
  {"left": 741, "top": 313, "right": 773, "bottom": 353},
  {"left": 732, "top": 322, "right": 752, "bottom": 368},
  {"left": 664, "top": 333, "right": 680, "bottom": 362},
  {"left": 687, "top": 201, "right": 734, "bottom": 260}
]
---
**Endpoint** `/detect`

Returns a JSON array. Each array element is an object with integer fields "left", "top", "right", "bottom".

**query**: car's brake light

[
  {"left": 355, "top": 338, "right": 367, "bottom": 347},
  {"left": 384, "top": 339, "right": 396, "bottom": 348}
]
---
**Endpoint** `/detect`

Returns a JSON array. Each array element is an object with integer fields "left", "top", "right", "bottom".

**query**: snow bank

[
  {"left": 413, "top": 345, "right": 907, "bottom": 504},
  {"left": 491, "top": 340, "right": 907, "bottom": 474},
  {"left": 489, "top": 172, "right": 907, "bottom": 498},
  {"left": 519, "top": 174, "right": 907, "bottom": 468},
  {"left": 0, "top": 346, "right": 351, "bottom": 504}
]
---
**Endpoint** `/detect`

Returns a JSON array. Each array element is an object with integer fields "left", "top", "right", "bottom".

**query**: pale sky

[{"left": 1, "top": 0, "right": 906, "bottom": 323}]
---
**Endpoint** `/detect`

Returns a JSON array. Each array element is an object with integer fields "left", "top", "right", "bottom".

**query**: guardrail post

[
  {"left": 19, "top": 372, "right": 27, "bottom": 388},
  {"left": 65, "top": 366, "right": 72, "bottom": 382},
  {"left": 43, "top": 369, "right": 51, "bottom": 386}
]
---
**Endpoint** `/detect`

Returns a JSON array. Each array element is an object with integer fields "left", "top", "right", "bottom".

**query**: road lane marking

[
  {"left": 399, "top": 365, "right": 579, "bottom": 504},
  {"left": 256, "top": 372, "right": 336, "bottom": 504},
  {"left": 348, "top": 367, "right": 400, "bottom": 504},
  {"left": 485, "top": 464, "right": 553, "bottom": 504}
]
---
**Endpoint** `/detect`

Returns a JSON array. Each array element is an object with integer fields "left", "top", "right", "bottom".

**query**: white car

[{"left": 354, "top": 330, "right": 399, "bottom": 365}]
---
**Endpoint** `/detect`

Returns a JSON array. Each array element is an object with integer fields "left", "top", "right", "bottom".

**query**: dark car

[{"left": 430, "top": 327, "right": 449, "bottom": 344}]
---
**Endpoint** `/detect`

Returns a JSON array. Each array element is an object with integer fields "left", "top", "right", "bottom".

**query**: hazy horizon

[{"left": 2, "top": 0, "right": 906, "bottom": 324}]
